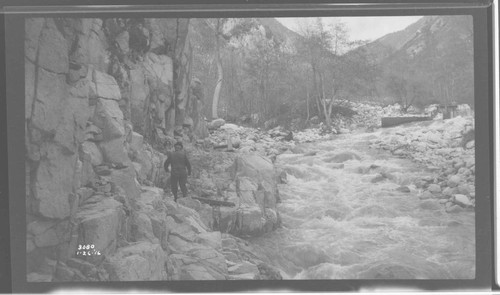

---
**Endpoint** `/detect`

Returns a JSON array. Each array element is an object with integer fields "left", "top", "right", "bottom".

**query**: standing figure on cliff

[{"left": 164, "top": 142, "right": 192, "bottom": 202}]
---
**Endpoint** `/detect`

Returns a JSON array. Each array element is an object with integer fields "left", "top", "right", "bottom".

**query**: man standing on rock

[{"left": 164, "top": 142, "right": 192, "bottom": 202}]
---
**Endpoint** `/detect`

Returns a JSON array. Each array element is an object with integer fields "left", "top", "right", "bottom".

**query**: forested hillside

[{"left": 189, "top": 16, "right": 473, "bottom": 129}]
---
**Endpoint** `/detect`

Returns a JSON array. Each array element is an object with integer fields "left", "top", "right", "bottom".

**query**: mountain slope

[{"left": 360, "top": 15, "right": 474, "bottom": 107}]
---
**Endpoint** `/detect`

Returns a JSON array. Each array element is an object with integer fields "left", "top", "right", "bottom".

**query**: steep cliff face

[
  {"left": 25, "top": 17, "right": 200, "bottom": 280},
  {"left": 25, "top": 17, "right": 280, "bottom": 282}
]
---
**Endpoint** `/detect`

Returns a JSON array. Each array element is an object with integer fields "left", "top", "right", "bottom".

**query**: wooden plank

[
  {"left": 192, "top": 196, "right": 235, "bottom": 207},
  {"left": 381, "top": 116, "right": 432, "bottom": 128}
]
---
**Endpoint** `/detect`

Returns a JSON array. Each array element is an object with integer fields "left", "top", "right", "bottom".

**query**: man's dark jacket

[{"left": 164, "top": 151, "right": 191, "bottom": 176}]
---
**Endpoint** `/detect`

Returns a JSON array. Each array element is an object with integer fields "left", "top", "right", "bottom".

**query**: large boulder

[
  {"left": 33, "top": 144, "right": 77, "bottom": 219},
  {"left": 129, "top": 132, "right": 144, "bottom": 153},
  {"left": 99, "top": 137, "right": 129, "bottom": 165},
  {"left": 25, "top": 18, "right": 46, "bottom": 62},
  {"left": 130, "top": 212, "right": 159, "bottom": 244},
  {"left": 232, "top": 154, "right": 275, "bottom": 183},
  {"left": 129, "top": 68, "right": 150, "bottom": 130},
  {"left": 36, "top": 19, "right": 69, "bottom": 74},
  {"left": 228, "top": 155, "right": 280, "bottom": 237},
  {"left": 91, "top": 69, "right": 121, "bottom": 100},
  {"left": 75, "top": 198, "right": 125, "bottom": 264},
  {"left": 134, "top": 149, "right": 155, "bottom": 181},
  {"left": 27, "top": 220, "right": 60, "bottom": 248},
  {"left": 104, "top": 242, "right": 167, "bottom": 281},
  {"left": 237, "top": 206, "right": 266, "bottom": 236},
  {"left": 81, "top": 141, "right": 103, "bottom": 166},
  {"left": 54, "top": 96, "right": 90, "bottom": 152},
  {"left": 25, "top": 59, "right": 36, "bottom": 119},
  {"left": 208, "top": 118, "right": 226, "bottom": 130},
  {"left": 143, "top": 53, "right": 174, "bottom": 86},
  {"left": 105, "top": 166, "right": 141, "bottom": 205},
  {"left": 30, "top": 68, "right": 67, "bottom": 134},
  {"left": 70, "top": 19, "right": 109, "bottom": 72},
  {"left": 91, "top": 98, "right": 125, "bottom": 141},
  {"left": 169, "top": 250, "right": 227, "bottom": 280}
]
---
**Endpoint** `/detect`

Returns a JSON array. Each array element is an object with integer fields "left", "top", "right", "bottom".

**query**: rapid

[{"left": 249, "top": 130, "right": 475, "bottom": 280}]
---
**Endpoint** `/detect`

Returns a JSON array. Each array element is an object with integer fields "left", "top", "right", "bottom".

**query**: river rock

[
  {"left": 453, "top": 194, "right": 472, "bottom": 207},
  {"left": 419, "top": 199, "right": 441, "bottom": 210},
  {"left": 396, "top": 186, "right": 410, "bottom": 193},
  {"left": 371, "top": 174, "right": 386, "bottom": 183},
  {"left": 208, "top": 118, "right": 226, "bottom": 130},
  {"left": 457, "top": 184, "right": 472, "bottom": 196},
  {"left": 220, "top": 123, "right": 241, "bottom": 133},
  {"left": 104, "top": 242, "right": 167, "bottom": 281},
  {"left": 428, "top": 184, "right": 441, "bottom": 193},
  {"left": 418, "top": 191, "right": 435, "bottom": 200},
  {"left": 446, "top": 204, "right": 465, "bottom": 213},
  {"left": 442, "top": 187, "right": 457, "bottom": 197},
  {"left": 465, "top": 141, "right": 475, "bottom": 149},
  {"left": 447, "top": 175, "right": 462, "bottom": 188},
  {"left": 458, "top": 167, "right": 472, "bottom": 177}
]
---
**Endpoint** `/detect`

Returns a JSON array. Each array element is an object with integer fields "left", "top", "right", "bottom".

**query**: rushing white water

[{"left": 250, "top": 131, "right": 475, "bottom": 280}]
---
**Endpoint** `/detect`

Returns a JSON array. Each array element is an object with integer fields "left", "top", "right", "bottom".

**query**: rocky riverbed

[
  {"left": 25, "top": 16, "right": 476, "bottom": 284},
  {"left": 247, "top": 124, "right": 475, "bottom": 279}
]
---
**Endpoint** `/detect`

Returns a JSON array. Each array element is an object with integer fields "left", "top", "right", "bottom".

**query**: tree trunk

[
  {"left": 319, "top": 72, "right": 331, "bottom": 127},
  {"left": 311, "top": 63, "right": 322, "bottom": 118},
  {"left": 306, "top": 88, "right": 310, "bottom": 121},
  {"left": 212, "top": 19, "right": 223, "bottom": 119}
]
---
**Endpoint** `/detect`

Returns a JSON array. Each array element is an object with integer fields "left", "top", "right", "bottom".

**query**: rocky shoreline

[
  {"left": 25, "top": 17, "right": 475, "bottom": 283},
  {"left": 369, "top": 116, "right": 475, "bottom": 212}
]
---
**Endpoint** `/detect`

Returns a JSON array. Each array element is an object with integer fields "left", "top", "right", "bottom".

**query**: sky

[{"left": 277, "top": 16, "right": 423, "bottom": 42}]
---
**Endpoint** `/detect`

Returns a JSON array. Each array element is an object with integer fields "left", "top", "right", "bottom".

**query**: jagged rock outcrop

[
  {"left": 24, "top": 17, "right": 212, "bottom": 281},
  {"left": 25, "top": 17, "right": 280, "bottom": 282},
  {"left": 189, "top": 152, "right": 282, "bottom": 238}
]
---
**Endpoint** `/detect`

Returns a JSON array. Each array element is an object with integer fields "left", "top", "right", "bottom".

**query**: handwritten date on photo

[{"left": 76, "top": 244, "right": 101, "bottom": 256}]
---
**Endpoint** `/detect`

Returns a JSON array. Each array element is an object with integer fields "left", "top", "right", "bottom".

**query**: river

[{"left": 249, "top": 130, "right": 475, "bottom": 279}]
